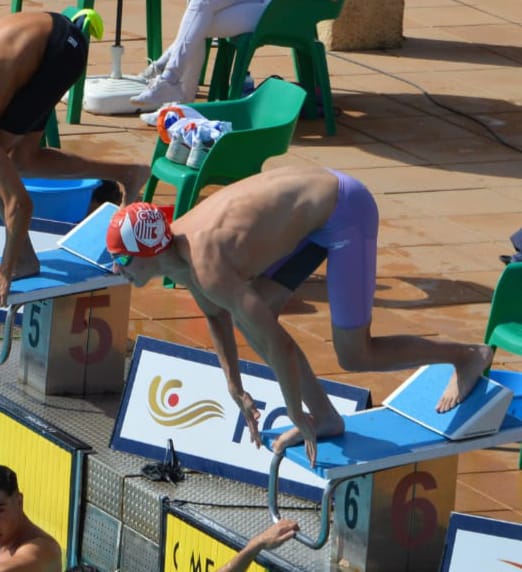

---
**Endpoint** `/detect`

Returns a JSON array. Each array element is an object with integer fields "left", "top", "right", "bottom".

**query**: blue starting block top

[
  {"left": 263, "top": 364, "right": 522, "bottom": 549},
  {"left": 6, "top": 248, "right": 126, "bottom": 306},
  {"left": 5, "top": 202, "right": 124, "bottom": 306},
  {"left": 262, "top": 408, "right": 522, "bottom": 481},
  {"left": 384, "top": 363, "right": 513, "bottom": 440},
  {"left": 57, "top": 202, "right": 118, "bottom": 271},
  {"left": 1, "top": 204, "right": 126, "bottom": 365},
  {"left": 262, "top": 364, "right": 521, "bottom": 482}
]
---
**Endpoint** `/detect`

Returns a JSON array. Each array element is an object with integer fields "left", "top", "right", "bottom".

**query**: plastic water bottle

[
  {"left": 242, "top": 71, "right": 255, "bottom": 96},
  {"left": 166, "top": 131, "right": 190, "bottom": 164},
  {"left": 187, "top": 125, "right": 213, "bottom": 169}
]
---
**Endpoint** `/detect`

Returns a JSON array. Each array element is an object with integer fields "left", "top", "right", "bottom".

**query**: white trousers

[{"left": 157, "top": 0, "right": 270, "bottom": 101}]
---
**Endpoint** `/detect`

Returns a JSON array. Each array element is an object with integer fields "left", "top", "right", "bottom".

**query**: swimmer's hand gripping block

[{"left": 262, "top": 364, "right": 520, "bottom": 549}]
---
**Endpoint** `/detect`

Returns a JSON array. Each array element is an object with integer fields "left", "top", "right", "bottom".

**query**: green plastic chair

[
  {"left": 483, "top": 261, "right": 522, "bottom": 468},
  {"left": 207, "top": 0, "right": 344, "bottom": 136},
  {"left": 143, "top": 77, "right": 305, "bottom": 214},
  {"left": 142, "top": 77, "right": 305, "bottom": 287},
  {"left": 484, "top": 262, "right": 522, "bottom": 358}
]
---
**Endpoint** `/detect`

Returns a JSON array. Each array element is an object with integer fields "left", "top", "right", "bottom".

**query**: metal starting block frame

[{"left": 263, "top": 364, "right": 522, "bottom": 570}]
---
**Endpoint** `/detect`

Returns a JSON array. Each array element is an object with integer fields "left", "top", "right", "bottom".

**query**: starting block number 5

[
  {"left": 20, "top": 284, "right": 131, "bottom": 394},
  {"left": 69, "top": 295, "right": 112, "bottom": 364},
  {"left": 27, "top": 295, "right": 113, "bottom": 365}
]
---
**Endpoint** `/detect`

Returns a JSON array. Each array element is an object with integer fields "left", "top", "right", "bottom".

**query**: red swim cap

[{"left": 106, "top": 203, "right": 173, "bottom": 257}]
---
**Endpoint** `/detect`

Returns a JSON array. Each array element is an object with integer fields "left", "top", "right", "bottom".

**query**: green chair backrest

[
  {"left": 484, "top": 261, "right": 522, "bottom": 348},
  {"left": 251, "top": 0, "right": 344, "bottom": 49},
  {"left": 187, "top": 78, "right": 306, "bottom": 204},
  {"left": 483, "top": 260, "right": 522, "bottom": 471}
]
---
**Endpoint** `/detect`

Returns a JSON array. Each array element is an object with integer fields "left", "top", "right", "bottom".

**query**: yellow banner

[
  {"left": 0, "top": 411, "right": 73, "bottom": 569},
  {"left": 164, "top": 512, "right": 266, "bottom": 572}
]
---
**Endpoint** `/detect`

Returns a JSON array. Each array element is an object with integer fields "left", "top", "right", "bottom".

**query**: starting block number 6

[
  {"left": 391, "top": 471, "right": 437, "bottom": 548},
  {"left": 339, "top": 467, "right": 443, "bottom": 550}
]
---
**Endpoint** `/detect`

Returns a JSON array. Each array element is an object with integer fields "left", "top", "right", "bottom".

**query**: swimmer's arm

[
  {"left": 189, "top": 283, "right": 262, "bottom": 447},
  {"left": 189, "top": 286, "right": 243, "bottom": 395},
  {"left": 217, "top": 519, "right": 298, "bottom": 572},
  {"left": 208, "top": 278, "right": 305, "bottom": 424},
  {"left": 0, "top": 149, "right": 33, "bottom": 305},
  {"left": 0, "top": 537, "right": 62, "bottom": 572}
]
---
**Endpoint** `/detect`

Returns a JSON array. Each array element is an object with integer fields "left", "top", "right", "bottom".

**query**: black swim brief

[
  {"left": 0, "top": 12, "right": 88, "bottom": 135},
  {"left": 264, "top": 241, "right": 327, "bottom": 291}
]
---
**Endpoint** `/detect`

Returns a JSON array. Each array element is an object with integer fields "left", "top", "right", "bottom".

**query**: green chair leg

[
  {"left": 227, "top": 40, "right": 253, "bottom": 99},
  {"left": 42, "top": 109, "right": 61, "bottom": 148},
  {"left": 10, "top": 0, "right": 22, "bottom": 12},
  {"left": 142, "top": 176, "right": 159, "bottom": 203},
  {"left": 312, "top": 41, "right": 336, "bottom": 135},
  {"left": 208, "top": 40, "right": 235, "bottom": 101},
  {"left": 146, "top": 0, "right": 163, "bottom": 60},
  {"left": 66, "top": 71, "right": 87, "bottom": 125},
  {"left": 199, "top": 38, "right": 212, "bottom": 86},
  {"left": 66, "top": 0, "right": 95, "bottom": 124},
  {"left": 293, "top": 49, "right": 319, "bottom": 120}
]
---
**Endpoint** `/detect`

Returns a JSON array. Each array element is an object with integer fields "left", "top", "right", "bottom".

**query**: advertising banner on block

[
  {"left": 111, "top": 336, "right": 370, "bottom": 501},
  {"left": 441, "top": 512, "right": 522, "bottom": 572}
]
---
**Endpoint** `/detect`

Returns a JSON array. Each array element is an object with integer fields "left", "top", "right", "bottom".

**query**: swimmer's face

[
  {"left": 0, "top": 490, "right": 23, "bottom": 543},
  {"left": 111, "top": 255, "right": 153, "bottom": 287}
]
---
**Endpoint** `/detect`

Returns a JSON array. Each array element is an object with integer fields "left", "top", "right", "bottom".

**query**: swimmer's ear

[{"left": 71, "top": 8, "right": 104, "bottom": 40}]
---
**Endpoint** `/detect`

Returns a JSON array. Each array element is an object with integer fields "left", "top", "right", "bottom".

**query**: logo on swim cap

[
  {"left": 133, "top": 208, "right": 168, "bottom": 249},
  {"left": 106, "top": 203, "right": 173, "bottom": 257}
]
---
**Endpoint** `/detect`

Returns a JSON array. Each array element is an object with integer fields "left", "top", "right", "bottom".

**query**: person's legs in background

[{"left": 132, "top": 0, "right": 269, "bottom": 106}]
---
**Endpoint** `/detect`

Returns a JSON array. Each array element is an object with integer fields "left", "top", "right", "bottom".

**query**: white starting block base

[
  {"left": 6, "top": 248, "right": 130, "bottom": 395},
  {"left": 262, "top": 363, "right": 522, "bottom": 559}
]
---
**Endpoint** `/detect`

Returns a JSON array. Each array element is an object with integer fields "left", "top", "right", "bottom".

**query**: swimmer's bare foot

[
  {"left": 436, "top": 345, "right": 494, "bottom": 413},
  {"left": 273, "top": 413, "right": 345, "bottom": 455},
  {"left": 11, "top": 246, "right": 40, "bottom": 280},
  {"left": 120, "top": 164, "right": 151, "bottom": 206}
]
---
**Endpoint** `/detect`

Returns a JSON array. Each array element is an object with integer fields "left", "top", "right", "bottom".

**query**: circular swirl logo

[{"left": 148, "top": 375, "right": 225, "bottom": 427}]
